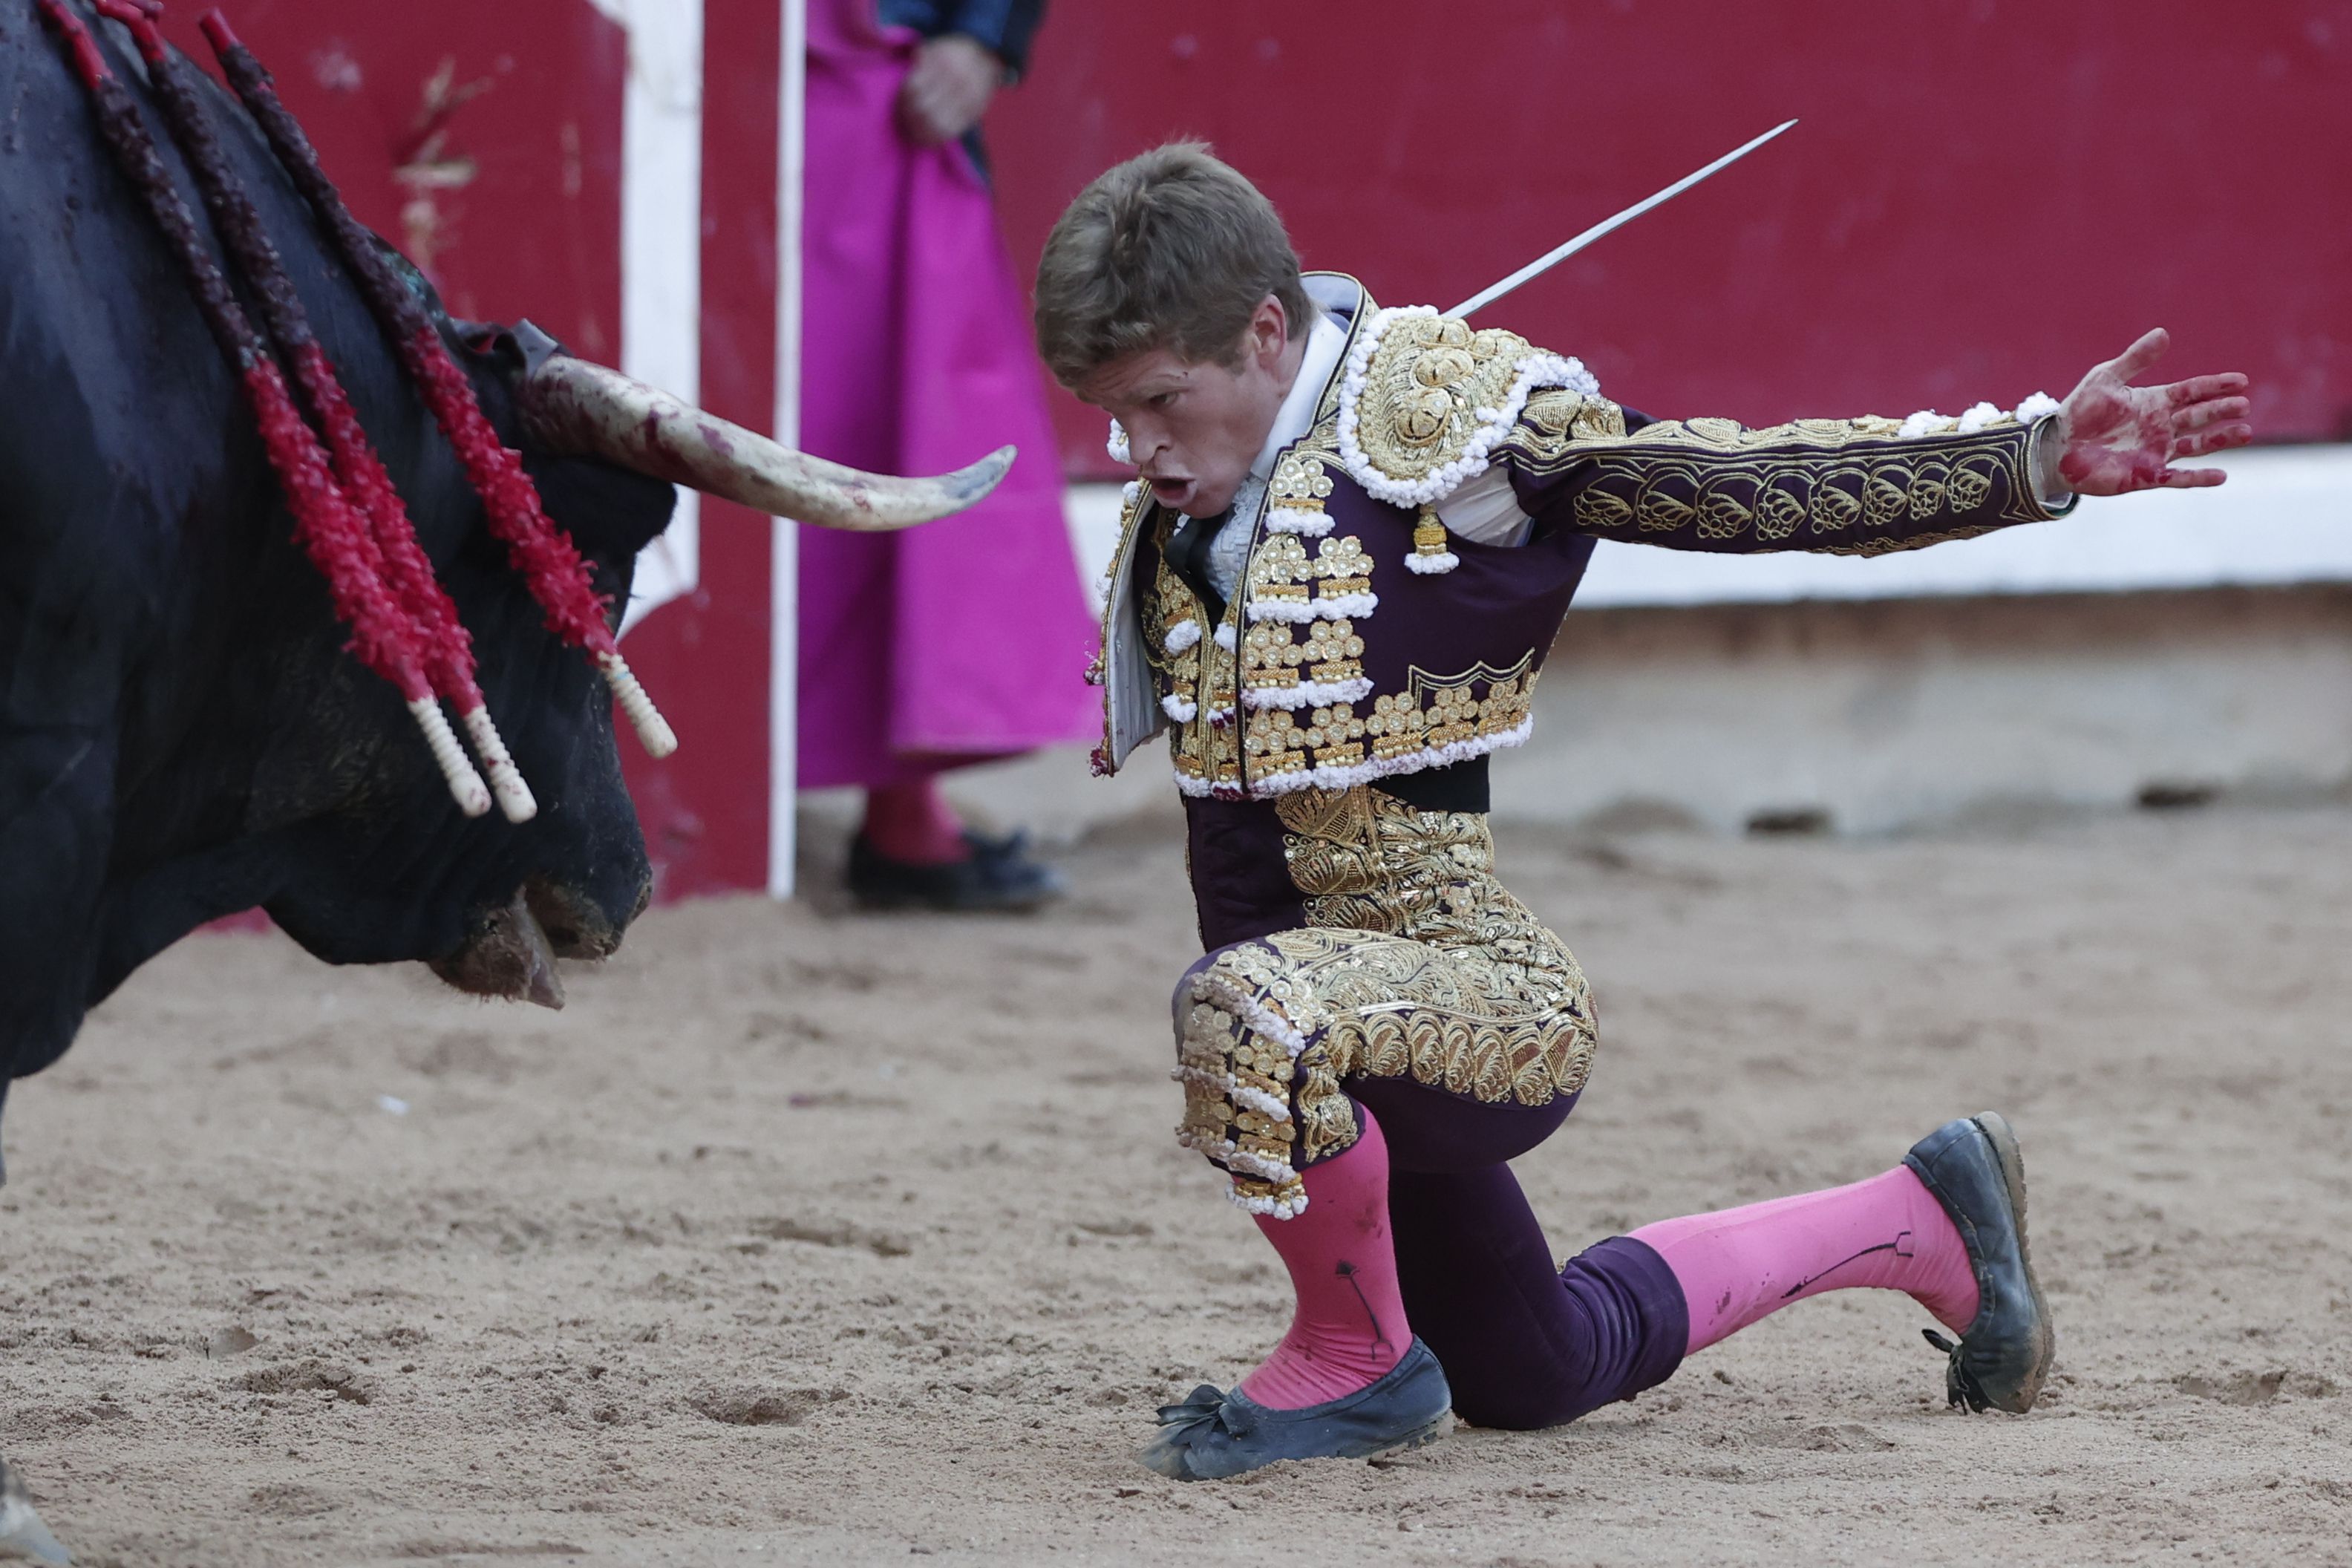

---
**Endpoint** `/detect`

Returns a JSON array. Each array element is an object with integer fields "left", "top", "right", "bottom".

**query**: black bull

[{"left": 0, "top": 12, "right": 1008, "bottom": 1153}]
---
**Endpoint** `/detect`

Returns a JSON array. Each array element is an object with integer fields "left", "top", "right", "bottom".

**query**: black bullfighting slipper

[
  {"left": 1902, "top": 1111, "right": 2056, "bottom": 1414},
  {"left": 846, "top": 828, "right": 1065, "bottom": 912},
  {"left": 1136, "top": 1337, "right": 1454, "bottom": 1481}
]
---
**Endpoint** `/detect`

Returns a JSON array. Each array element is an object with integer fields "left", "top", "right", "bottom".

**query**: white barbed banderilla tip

[
  {"left": 457, "top": 704, "right": 538, "bottom": 822},
  {"left": 597, "top": 651, "right": 678, "bottom": 759},
  {"left": 408, "top": 698, "right": 493, "bottom": 817}
]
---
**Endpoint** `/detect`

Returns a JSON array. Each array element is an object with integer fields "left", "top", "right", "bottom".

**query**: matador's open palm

[{"left": 2055, "top": 329, "right": 2252, "bottom": 496}]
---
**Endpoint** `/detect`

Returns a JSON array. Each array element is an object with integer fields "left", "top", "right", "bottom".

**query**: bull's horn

[{"left": 519, "top": 353, "right": 1013, "bottom": 532}]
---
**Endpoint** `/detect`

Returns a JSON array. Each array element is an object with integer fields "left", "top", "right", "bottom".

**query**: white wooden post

[{"left": 767, "top": 0, "right": 807, "bottom": 898}]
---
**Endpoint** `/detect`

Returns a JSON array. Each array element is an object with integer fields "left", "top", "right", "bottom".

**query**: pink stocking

[
  {"left": 1237, "top": 1108, "right": 1411, "bottom": 1409},
  {"left": 861, "top": 777, "right": 968, "bottom": 864},
  {"left": 1630, "top": 1166, "right": 1981, "bottom": 1356}
]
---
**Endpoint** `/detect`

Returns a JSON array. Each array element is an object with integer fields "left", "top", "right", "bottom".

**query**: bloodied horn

[{"left": 517, "top": 348, "right": 1013, "bottom": 532}]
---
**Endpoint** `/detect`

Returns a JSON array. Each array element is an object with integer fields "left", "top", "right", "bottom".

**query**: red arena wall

[
  {"left": 155, "top": 1, "right": 626, "bottom": 358},
  {"left": 158, "top": 1, "right": 2349, "bottom": 902},
  {"left": 987, "top": 1, "right": 2352, "bottom": 476}
]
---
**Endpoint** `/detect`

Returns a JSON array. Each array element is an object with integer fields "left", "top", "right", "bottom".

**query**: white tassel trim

[
  {"left": 1247, "top": 591, "right": 1379, "bottom": 624},
  {"left": 1266, "top": 508, "right": 1335, "bottom": 537},
  {"left": 1106, "top": 419, "right": 1131, "bottom": 463},
  {"left": 1166, "top": 715, "right": 1537, "bottom": 800},
  {"left": 1161, "top": 694, "right": 1198, "bottom": 723},
  {"left": 1183, "top": 1135, "right": 1300, "bottom": 1189},
  {"left": 1903, "top": 392, "right": 2061, "bottom": 440},
  {"left": 1253, "top": 716, "right": 1535, "bottom": 797},
  {"left": 1335, "top": 306, "right": 1600, "bottom": 507},
  {"left": 1176, "top": 1135, "right": 1310, "bottom": 1216},
  {"left": 1170, "top": 1065, "right": 1292, "bottom": 1123},
  {"left": 1191, "top": 971, "right": 1309, "bottom": 1056},
  {"left": 1232, "top": 1186, "right": 1308, "bottom": 1220},
  {"left": 1243, "top": 677, "right": 1375, "bottom": 711},
  {"left": 1213, "top": 624, "right": 1237, "bottom": 651},
  {"left": 1163, "top": 621, "right": 1202, "bottom": 655},
  {"left": 1403, "top": 551, "right": 1460, "bottom": 575}
]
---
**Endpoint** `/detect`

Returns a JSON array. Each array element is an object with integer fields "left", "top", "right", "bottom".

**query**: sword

[{"left": 1447, "top": 120, "right": 1800, "bottom": 319}]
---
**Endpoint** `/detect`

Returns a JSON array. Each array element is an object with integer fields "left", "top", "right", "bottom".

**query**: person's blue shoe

[
  {"left": 1137, "top": 1337, "right": 1454, "bottom": 1480},
  {"left": 1903, "top": 1111, "right": 2056, "bottom": 1414}
]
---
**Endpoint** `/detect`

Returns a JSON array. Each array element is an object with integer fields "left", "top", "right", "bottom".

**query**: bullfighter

[{"left": 1031, "top": 143, "right": 2253, "bottom": 1478}]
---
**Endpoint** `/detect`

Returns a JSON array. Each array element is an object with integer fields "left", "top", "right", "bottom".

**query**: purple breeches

[{"left": 1348, "top": 1074, "right": 1689, "bottom": 1428}]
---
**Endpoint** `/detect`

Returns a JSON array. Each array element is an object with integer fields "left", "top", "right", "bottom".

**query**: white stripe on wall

[
  {"left": 769, "top": 0, "right": 808, "bottom": 899},
  {"left": 607, "top": 0, "right": 705, "bottom": 636},
  {"left": 1064, "top": 445, "right": 2352, "bottom": 614}
]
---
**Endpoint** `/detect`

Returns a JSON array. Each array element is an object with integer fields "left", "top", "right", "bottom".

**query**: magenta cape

[{"left": 795, "top": 1, "right": 1096, "bottom": 790}]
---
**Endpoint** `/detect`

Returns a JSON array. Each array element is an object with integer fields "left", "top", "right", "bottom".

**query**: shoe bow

[
  {"left": 1153, "top": 1384, "right": 1257, "bottom": 1444},
  {"left": 1922, "top": 1328, "right": 1994, "bottom": 1413}
]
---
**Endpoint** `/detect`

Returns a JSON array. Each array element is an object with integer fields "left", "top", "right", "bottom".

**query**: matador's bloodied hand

[{"left": 2053, "top": 329, "right": 2253, "bottom": 496}]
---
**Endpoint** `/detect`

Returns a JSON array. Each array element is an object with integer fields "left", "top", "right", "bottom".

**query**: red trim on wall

[{"left": 615, "top": 0, "right": 781, "bottom": 901}]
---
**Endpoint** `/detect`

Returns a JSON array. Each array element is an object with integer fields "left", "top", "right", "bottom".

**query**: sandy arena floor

[{"left": 4, "top": 802, "right": 2351, "bottom": 1566}]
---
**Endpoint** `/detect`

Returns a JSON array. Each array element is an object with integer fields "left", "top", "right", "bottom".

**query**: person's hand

[
  {"left": 2051, "top": 329, "right": 2252, "bottom": 495},
  {"left": 895, "top": 33, "right": 1002, "bottom": 148}
]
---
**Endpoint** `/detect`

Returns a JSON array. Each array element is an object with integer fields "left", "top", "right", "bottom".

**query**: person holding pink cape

[{"left": 800, "top": 0, "right": 1092, "bottom": 909}]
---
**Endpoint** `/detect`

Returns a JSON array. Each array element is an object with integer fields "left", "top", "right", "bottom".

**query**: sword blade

[{"left": 1447, "top": 119, "right": 1799, "bottom": 319}]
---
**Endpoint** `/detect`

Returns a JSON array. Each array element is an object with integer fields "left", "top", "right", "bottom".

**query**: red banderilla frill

[
  {"left": 92, "top": 0, "right": 536, "bottom": 821},
  {"left": 36, "top": 0, "right": 494, "bottom": 816},
  {"left": 202, "top": 8, "right": 677, "bottom": 760}
]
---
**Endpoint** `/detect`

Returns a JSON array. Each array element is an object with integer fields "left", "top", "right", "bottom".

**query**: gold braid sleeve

[{"left": 1497, "top": 390, "right": 2076, "bottom": 557}]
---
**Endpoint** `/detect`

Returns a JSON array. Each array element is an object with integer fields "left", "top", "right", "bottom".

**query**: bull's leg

[{"left": 0, "top": 1457, "right": 70, "bottom": 1564}]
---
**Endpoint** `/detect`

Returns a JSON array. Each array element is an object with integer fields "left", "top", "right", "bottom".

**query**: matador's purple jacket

[{"left": 1092, "top": 274, "right": 2072, "bottom": 815}]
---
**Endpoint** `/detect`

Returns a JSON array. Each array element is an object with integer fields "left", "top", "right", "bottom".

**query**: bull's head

[
  {"left": 5, "top": 9, "right": 1015, "bottom": 1082},
  {"left": 250, "top": 307, "right": 1010, "bottom": 1012}
]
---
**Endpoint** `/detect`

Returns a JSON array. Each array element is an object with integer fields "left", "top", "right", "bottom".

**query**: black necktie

[{"left": 1163, "top": 509, "right": 1232, "bottom": 623}]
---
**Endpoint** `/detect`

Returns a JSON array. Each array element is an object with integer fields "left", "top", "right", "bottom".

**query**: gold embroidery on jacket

[
  {"left": 1149, "top": 534, "right": 1244, "bottom": 796},
  {"left": 1504, "top": 410, "right": 2059, "bottom": 558},
  {"left": 1353, "top": 315, "right": 1540, "bottom": 485},
  {"left": 1176, "top": 788, "right": 1597, "bottom": 1208},
  {"left": 1268, "top": 448, "right": 1335, "bottom": 526},
  {"left": 1363, "top": 658, "right": 1536, "bottom": 760}
]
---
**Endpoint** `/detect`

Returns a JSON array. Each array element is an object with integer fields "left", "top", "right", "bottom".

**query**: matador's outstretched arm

[{"left": 1493, "top": 332, "right": 2252, "bottom": 558}]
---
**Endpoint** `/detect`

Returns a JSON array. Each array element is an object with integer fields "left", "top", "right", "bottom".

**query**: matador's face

[{"left": 1080, "top": 296, "right": 1302, "bottom": 518}]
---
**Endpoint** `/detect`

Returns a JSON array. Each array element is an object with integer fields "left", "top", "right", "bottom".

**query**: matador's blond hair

[{"left": 1033, "top": 142, "right": 1311, "bottom": 390}]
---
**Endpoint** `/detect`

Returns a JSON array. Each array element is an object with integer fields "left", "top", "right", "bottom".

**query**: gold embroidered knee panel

[{"left": 1172, "top": 963, "right": 1321, "bottom": 1219}]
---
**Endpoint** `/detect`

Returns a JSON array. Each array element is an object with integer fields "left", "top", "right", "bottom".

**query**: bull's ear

[
  {"left": 457, "top": 320, "right": 681, "bottom": 561},
  {"left": 444, "top": 317, "right": 538, "bottom": 393}
]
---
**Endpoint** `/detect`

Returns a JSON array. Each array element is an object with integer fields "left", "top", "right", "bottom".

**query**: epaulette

[{"left": 1335, "top": 306, "right": 1601, "bottom": 508}]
